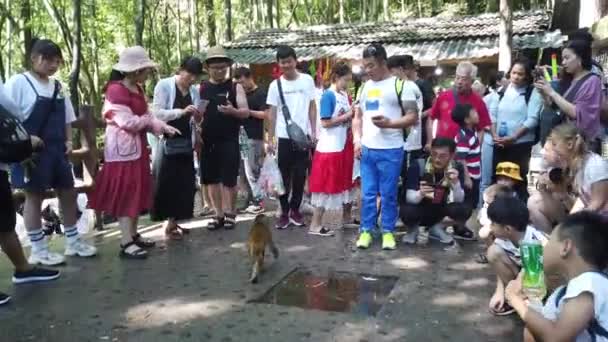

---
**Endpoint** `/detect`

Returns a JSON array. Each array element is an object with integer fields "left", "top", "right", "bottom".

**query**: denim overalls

[{"left": 11, "top": 74, "right": 73, "bottom": 191}]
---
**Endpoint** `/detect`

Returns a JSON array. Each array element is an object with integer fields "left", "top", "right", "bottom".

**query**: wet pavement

[{"left": 0, "top": 208, "right": 523, "bottom": 342}]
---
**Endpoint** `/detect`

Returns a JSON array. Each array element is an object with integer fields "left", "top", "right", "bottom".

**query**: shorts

[
  {"left": 10, "top": 144, "right": 74, "bottom": 191},
  {"left": 200, "top": 140, "right": 240, "bottom": 187},
  {"left": 0, "top": 170, "right": 16, "bottom": 233},
  {"left": 493, "top": 238, "right": 523, "bottom": 267}
]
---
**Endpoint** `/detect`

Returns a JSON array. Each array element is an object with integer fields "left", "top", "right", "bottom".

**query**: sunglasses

[{"left": 496, "top": 166, "right": 518, "bottom": 174}]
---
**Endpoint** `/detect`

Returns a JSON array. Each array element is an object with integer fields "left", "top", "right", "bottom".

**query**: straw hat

[
  {"left": 113, "top": 46, "right": 158, "bottom": 73},
  {"left": 495, "top": 162, "right": 523, "bottom": 181},
  {"left": 204, "top": 46, "right": 233, "bottom": 65}
]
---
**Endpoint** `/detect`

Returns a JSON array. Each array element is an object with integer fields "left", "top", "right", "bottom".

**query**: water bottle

[
  {"left": 520, "top": 240, "right": 547, "bottom": 311},
  {"left": 239, "top": 126, "right": 249, "bottom": 160},
  {"left": 498, "top": 122, "right": 508, "bottom": 138}
]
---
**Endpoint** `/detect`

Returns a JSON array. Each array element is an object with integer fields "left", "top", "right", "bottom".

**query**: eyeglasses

[{"left": 496, "top": 166, "right": 518, "bottom": 174}]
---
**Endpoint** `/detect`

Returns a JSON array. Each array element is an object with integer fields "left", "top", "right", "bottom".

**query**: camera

[{"left": 548, "top": 167, "right": 564, "bottom": 184}]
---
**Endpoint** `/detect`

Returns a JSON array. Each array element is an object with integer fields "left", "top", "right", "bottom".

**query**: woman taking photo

[
  {"left": 535, "top": 35, "right": 603, "bottom": 147},
  {"left": 308, "top": 62, "right": 355, "bottom": 237},
  {"left": 89, "top": 46, "right": 179, "bottom": 259},
  {"left": 5, "top": 39, "right": 97, "bottom": 265},
  {"left": 528, "top": 123, "right": 608, "bottom": 230},
  {"left": 490, "top": 58, "right": 542, "bottom": 199},
  {"left": 150, "top": 57, "right": 203, "bottom": 240}
]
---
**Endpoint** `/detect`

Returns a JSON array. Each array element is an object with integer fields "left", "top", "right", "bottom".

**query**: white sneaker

[
  {"left": 401, "top": 226, "right": 420, "bottom": 244},
  {"left": 65, "top": 239, "right": 97, "bottom": 257},
  {"left": 29, "top": 249, "right": 66, "bottom": 266}
]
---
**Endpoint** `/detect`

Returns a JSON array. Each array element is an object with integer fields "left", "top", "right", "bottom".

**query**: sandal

[
  {"left": 205, "top": 216, "right": 224, "bottom": 231},
  {"left": 224, "top": 213, "right": 236, "bottom": 230},
  {"left": 132, "top": 233, "right": 156, "bottom": 248},
  {"left": 119, "top": 241, "right": 148, "bottom": 259},
  {"left": 476, "top": 252, "right": 489, "bottom": 264},
  {"left": 198, "top": 206, "right": 214, "bottom": 218},
  {"left": 176, "top": 225, "right": 190, "bottom": 235},
  {"left": 165, "top": 227, "right": 183, "bottom": 241}
]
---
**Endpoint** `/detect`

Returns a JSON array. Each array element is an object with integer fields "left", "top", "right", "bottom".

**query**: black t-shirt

[
  {"left": 200, "top": 80, "right": 239, "bottom": 143},
  {"left": 405, "top": 159, "right": 466, "bottom": 204},
  {"left": 243, "top": 87, "right": 267, "bottom": 140}
]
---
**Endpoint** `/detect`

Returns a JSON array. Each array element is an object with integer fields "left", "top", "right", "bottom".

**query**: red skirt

[
  {"left": 309, "top": 135, "right": 354, "bottom": 194},
  {"left": 88, "top": 149, "right": 152, "bottom": 218}
]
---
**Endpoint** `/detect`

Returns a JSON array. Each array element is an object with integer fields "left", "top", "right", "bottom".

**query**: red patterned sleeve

[{"left": 104, "top": 82, "right": 131, "bottom": 106}]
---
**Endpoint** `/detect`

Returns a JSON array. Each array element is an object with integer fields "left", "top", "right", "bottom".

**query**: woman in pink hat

[{"left": 89, "top": 46, "right": 179, "bottom": 259}]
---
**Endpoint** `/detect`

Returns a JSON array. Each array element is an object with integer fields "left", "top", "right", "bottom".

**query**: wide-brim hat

[
  {"left": 204, "top": 46, "right": 233, "bottom": 65},
  {"left": 113, "top": 46, "right": 158, "bottom": 73},
  {"left": 495, "top": 161, "right": 523, "bottom": 181}
]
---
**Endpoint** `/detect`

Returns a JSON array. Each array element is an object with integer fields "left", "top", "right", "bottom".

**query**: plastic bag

[{"left": 257, "top": 155, "right": 285, "bottom": 198}]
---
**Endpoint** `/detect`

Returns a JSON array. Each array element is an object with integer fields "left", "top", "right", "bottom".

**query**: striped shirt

[{"left": 455, "top": 128, "right": 481, "bottom": 179}]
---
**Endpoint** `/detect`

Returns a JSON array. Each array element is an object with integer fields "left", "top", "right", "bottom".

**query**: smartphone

[
  {"left": 217, "top": 93, "right": 229, "bottom": 106},
  {"left": 421, "top": 173, "right": 435, "bottom": 186}
]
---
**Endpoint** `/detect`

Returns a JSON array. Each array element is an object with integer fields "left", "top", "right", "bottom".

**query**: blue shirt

[{"left": 490, "top": 83, "right": 543, "bottom": 144}]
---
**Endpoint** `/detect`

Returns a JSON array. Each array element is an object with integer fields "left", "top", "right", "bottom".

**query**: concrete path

[{"left": 0, "top": 211, "right": 522, "bottom": 342}]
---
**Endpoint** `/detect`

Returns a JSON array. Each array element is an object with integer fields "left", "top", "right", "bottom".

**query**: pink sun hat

[{"left": 113, "top": 46, "right": 158, "bottom": 73}]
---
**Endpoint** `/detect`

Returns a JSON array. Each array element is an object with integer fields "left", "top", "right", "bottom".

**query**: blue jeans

[
  {"left": 360, "top": 146, "right": 404, "bottom": 233},
  {"left": 479, "top": 135, "right": 494, "bottom": 208}
]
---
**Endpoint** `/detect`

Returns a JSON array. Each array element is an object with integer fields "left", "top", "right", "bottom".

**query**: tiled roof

[{"left": 226, "top": 10, "right": 553, "bottom": 49}]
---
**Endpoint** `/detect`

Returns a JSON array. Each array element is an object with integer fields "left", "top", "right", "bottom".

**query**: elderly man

[{"left": 427, "top": 61, "right": 491, "bottom": 143}]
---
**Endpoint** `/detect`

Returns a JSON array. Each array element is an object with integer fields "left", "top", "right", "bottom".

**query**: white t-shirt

[
  {"left": 316, "top": 88, "right": 350, "bottom": 153},
  {"left": 542, "top": 271, "right": 608, "bottom": 342},
  {"left": 402, "top": 80, "right": 423, "bottom": 151},
  {"left": 4, "top": 72, "right": 76, "bottom": 124},
  {"left": 359, "top": 76, "right": 416, "bottom": 149},
  {"left": 576, "top": 153, "right": 608, "bottom": 213},
  {"left": 493, "top": 225, "right": 548, "bottom": 266},
  {"left": 266, "top": 73, "right": 316, "bottom": 139}
]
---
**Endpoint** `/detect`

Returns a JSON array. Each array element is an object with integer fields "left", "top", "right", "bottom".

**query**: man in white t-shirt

[
  {"left": 267, "top": 45, "right": 317, "bottom": 229},
  {"left": 352, "top": 44, "right": 419, "bottom": 250},
  {"left": 505, "top": 211, "right": 608, "bottom": 342}
]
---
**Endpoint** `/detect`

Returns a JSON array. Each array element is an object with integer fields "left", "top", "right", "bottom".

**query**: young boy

[
  {"left": 476, "top": 183, "right": 517, "bottom": 263},
  {"left": 506, "top": 211, "right": 608, "bottom": 342},
  {"left": 452, "top": 103, "right": 481, "bottom": 209},
  {"left": 487, "top": 196, "right": 548, "bottom": 316},
  {"left": 495, "top": 161, "right": 524, "bottom": 189}
]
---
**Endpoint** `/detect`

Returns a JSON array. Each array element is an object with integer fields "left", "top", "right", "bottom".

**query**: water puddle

[{"left": 251, "top": 268, "right": 398, "bottom": 316}]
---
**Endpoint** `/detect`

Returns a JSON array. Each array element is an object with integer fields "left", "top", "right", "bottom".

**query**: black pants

[
  {"left": 278, "top": 138, "right": 310, "bottom": 213},
  {"left": 493, "top": 142, "right": 533, "bottom": 200},
  {"left": 0, "top": 170, "right": 16, "bottom": 233},
  {"left": 400, "top": 201, "right": 473, "bottom": 228}
]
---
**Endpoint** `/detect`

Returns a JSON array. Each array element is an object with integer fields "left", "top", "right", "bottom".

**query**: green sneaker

[
  {"left": 356, "top": 232, "right": 373, "bottom": 249},
  {"left": 382, "top": 233, "right": 396, "bottom": 250}
]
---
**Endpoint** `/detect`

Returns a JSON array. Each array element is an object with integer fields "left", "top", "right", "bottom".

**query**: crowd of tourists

[{"left": 0, "top": 29, "right": 607, "bottom": 341}]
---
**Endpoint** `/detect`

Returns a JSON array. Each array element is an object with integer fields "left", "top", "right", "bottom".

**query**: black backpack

[{"left": 0, "top": 104, "right": 33, "bottom": 163}]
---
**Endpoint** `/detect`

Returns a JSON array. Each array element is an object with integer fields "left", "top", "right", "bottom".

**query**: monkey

[{"left": 247, "top": 214, "right": 279, "bottom": 283}]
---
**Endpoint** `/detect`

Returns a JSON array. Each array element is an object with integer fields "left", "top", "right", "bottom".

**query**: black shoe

[
  {"left": 453, "top": 226, "right": 477, "bottom": 241},
  {"left": 12, "top": 267, "right": 61, "bottom": 284},
  {"left": 0, "top": 292, "right": 11, "bottom": 305}
]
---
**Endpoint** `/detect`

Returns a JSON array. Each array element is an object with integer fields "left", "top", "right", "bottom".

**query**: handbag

[
  {"left": 0, "top": 103, "right": 33, "bottom": 163},
  {"left": 163, "top": 136, "right": 192, "bottom": 156},
  {"left": 277, "top": 79, "right": 312, "bottom": 151}
]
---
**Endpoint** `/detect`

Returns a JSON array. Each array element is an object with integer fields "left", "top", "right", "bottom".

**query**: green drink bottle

[{"left": 520, "top": 240, "right": 547, "bottom": 307}]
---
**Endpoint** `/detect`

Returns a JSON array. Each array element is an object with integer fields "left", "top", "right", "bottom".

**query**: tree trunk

[
  {"left": 188, "top": 0, "right": 195, "bottom": 52},
  {"left": 275, "top": 0, "right": 280, "bottom": 28},
  {"left": 267, "top": 0, "right": 273, "bottom": 28},
  {"left": 176, "top": 0, "right": 182, "bottom": 62},
  {"left": 383, "top": 0, "right": 389, "bottom": 21},
  {"left": 225, "top": 0, "right": 233, "bottom": 41},
  {"left": 205, "top": 0, "right": 217, "bottom": 46},
  {"left": 339, "top": 0, "right": 344, "bottom": 23},
  {"left": 21, "top": 0, "right": 32, "bottom": 69},
  {"left": 135, "top": 0, "right": 145, "bottom": 46},
  {"left": 416, "top": 0, "right": 422, "bottom": 17},
  {"left": 362, "top": 0, "right": 367, "bottom": 22},
  {"left": 69, "top": 0, "right": 82, "bottom": 114},
  {"left": 499, "top": 0, "right": 513, "bottom": 72},
  {"left": 579, "top": 0, "right": 602, "bottom": 29}
]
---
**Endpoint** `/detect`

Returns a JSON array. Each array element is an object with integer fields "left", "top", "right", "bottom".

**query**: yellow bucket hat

[{"left": 495, "top": 162, "right": 523, "bottom": 181}]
